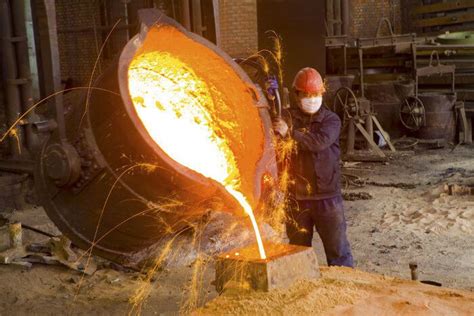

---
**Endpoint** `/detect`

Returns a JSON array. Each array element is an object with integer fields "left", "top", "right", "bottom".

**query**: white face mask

[{"left": 300, "top": 96, "right": 322, "bottom": 114}]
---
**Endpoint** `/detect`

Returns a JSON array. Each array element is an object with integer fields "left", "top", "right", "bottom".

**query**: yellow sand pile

[{"left": 198, "top": 267, "right": 474, "bottom": 315}]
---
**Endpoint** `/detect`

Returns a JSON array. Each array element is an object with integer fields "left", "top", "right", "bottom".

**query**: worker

[{"left": 270, "top": 67, "right": 354, "bottom": 267}]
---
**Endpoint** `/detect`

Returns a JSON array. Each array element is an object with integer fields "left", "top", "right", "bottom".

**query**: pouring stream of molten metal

[{"left": 128, "top": 52, "right": 266, "bottom": 259}]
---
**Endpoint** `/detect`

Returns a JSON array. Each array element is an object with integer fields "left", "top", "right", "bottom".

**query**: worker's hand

[
  {"left": 265, "top": 76, "right": 279, "bottom": 100},
  {"left": 273, "top": 118, "right": 289, "bottom": 137}
]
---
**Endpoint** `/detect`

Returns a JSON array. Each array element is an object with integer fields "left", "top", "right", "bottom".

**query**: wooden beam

[
  {"left": 413, "top": 0, "right": 474, "bottom": 15},
  {"left": 414, "top": 12, "right": 474, "bottom": 28},
  {"left": 372, "top": 116, "right": 396, "bottom": 152},
  {"left": 355, "top": 121, "right": 386, "bottom": 158}
]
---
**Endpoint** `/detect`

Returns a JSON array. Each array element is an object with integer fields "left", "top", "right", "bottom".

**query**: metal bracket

[
  {"left": 5, "top": 78, "right": 30, "bottom": 85},
  {"left": 3, "top": 36, "right": 27, "bottom": 42},
  {"left": 357, "top": 18, "right": 417, "bottom": 49},
  {"left": 325, "top": 35, "right": 355, "bottom": 48}
]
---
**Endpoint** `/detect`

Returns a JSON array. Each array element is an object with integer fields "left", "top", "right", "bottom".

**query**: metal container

[
  {"left": 372, "top": 101, "right": 405, "bottom": 139},
  {"left": 365, "top": 80, "right": 415, "bottom": 103},
  {"left": 324, "top": 74, "right": 355, "bottom": 109},
  {"left": 416, "top": 93, "right": 456, "bottom": 141},
  {"left": 35, "top": 9, "right": 277, "bottom": 266},
  {"left": 364, "top": 80, "right": 414, "bottom": 139},
  {"left": 365, "top": 81, "right": 400, "bottom": 103},
  {"left": 394, "top": 80, "right": 415, "bottom": 101}
]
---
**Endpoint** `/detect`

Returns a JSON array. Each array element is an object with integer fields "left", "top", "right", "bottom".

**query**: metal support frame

[
  {"left": 11, "top": 0, "right": 40, "bottom": 152},
  {"left": 191, "top": 0, "right": 204, "bottom": 36},
  {"left": 341, "top": 0, "right": 349, "bottom": 35},
  {"left": 334, "top": 0, "right": 341, "bottom": 36},
  {"left": 358, "top": 48, "right": 364, "bottom": 98},
  {"left": 326, "top": 0, "right": 334, "bottom": 36},
  {"left": 413, "top": 47, "right": 456, "bottom": 96},
  {"left": 180, "top": 0, "right": 191, "bottom": 31},
  {"left": 33, "top": 0, "right": 66, "bottom": 143},
  {"left": 325, "top": 36, "right": 353, "bottom": 75},
  {"left": 1, "top": 0, "right": 26, "bottom": 157},
  {"left": 212, "top": 0, "right": 221, "bottom": 46}
]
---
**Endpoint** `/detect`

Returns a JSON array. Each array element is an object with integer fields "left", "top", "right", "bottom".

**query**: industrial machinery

[
  {"left": 329, "top": 19, "right": 401, "bottom": 160},
  {"left": 399, "top": 51, "right": 455, "bottom": 132},
  {"left": 2, "top": 9, "right": 278, "bottom": 266},
  {"left": 326, "top": 17, "right": 466, "bottom": 147}
]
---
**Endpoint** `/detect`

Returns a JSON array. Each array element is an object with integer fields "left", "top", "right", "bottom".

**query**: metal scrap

[
  {"left": 0, "top": 222, "right": 96, "bottom": 274},
  {"left": 342, "top": 192, "right": 373, "bottom": 201}
]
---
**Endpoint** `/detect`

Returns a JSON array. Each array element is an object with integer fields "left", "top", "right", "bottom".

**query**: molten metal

[
  {"left": 128, "top": 27, "right": 267, "bottom": 259},
  {"left": 36, "top": 9, "right": 277, "bottom": 266}
]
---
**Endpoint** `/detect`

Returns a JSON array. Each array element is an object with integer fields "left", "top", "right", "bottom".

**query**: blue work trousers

[{"left": 286, "top": 195, "right": 354, "bottom": 267}]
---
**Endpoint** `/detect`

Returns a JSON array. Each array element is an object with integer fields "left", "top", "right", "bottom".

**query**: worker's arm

[{"left": 292, "top": 114, "right": 341, "bottom": 153}]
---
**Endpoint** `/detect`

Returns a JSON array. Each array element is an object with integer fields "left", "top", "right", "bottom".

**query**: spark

[
  {"left": 80, "top": 19, "right": 122, "bottom": 128},
  {"left": 0, "top": 87, "right": 120, "bottom": 145}
]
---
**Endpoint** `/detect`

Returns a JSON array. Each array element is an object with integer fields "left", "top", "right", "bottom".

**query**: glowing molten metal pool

[{"left": 128, "top": 29, "right": 267, "bottom": 259}]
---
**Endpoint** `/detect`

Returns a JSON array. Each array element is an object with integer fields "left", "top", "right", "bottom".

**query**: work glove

[
  {"left": 272, "top": 118, "right": 289, "bottom": 137},
  {"left": 265, "top": 76, "right": 279, "bottom": 100}
]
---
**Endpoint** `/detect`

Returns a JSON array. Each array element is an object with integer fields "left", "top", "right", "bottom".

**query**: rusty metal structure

[
  {"left": 1, "top": 7, "right": 277, "bottom": 266},
  {"left": 326, "top": 14, "right": 471, "bottom": 148}
]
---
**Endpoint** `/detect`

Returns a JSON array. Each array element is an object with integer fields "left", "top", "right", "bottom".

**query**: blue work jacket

[{"left": 283, "top": 105, "right": 342, "bottom": 200}]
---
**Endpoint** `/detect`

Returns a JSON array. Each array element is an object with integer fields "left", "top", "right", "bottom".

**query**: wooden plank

[
  {"left": 342, "top": 152, "right": 387, "bottom": 162},
  {"left": 419, "top": 76, "right": 474, "bottom": 85},
  {"left": 466, "top": 117, "right": 473, "bottom": 144},
  {"left": 372, "top": 116, "right": 396, "bottom": 152},
  {"left": 345, "top": 58, "right": 407, "bottom": 68},
  {"left": 416, "top": 64, "right": 456, "bottom": 77},
  {"left": 357, "top": 73, "right": 412, "bottom": 83},
  {"left": 355, "top": 122, "right": 386, "bottom": 158},
  {"left": 413, "top": 0, "right": 474, "bottom": 15},
  {"left": 414, "top": 12, "right": 474, "bottom": 28},
  {"left": 455, "top": 102, "right": 470, "bottom": 143}
]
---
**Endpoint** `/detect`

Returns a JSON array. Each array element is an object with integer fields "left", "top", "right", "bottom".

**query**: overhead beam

[{"left": 413, "top": 0, "right": 474, "bottom": 15}]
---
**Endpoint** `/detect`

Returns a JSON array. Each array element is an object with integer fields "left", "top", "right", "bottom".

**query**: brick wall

[
  {"left": 350, "top": 0, "right": 402, "bottom": 38},
  {"left": 53, "top": 0, "right": 258, "bottom": 83},
  {"left": 55, "top": 1, "right": 103, "bottom": 85},
  {"left": 217, "top": 0, "right": 258, "bottom": 58}
]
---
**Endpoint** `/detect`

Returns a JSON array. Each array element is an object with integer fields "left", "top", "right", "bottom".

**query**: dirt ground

[{"left": 0, "top": 145, "right": 473, "bottom": 315}]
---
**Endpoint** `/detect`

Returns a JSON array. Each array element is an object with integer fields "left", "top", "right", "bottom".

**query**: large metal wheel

[
  {"left": 400, "top": 96, "right": 425, "bottom": 131},
  {"left": 333, "top": 87, "right": 360, "bottom": 121}
]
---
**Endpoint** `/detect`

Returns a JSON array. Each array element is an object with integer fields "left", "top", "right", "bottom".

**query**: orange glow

[{"left": 127, "top": 27, "right": 267, "bottom": 259}]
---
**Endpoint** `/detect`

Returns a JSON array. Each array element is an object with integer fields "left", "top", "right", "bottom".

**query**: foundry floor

[{"left": 0, "top": 145, "right": 473, "bottom": 315}]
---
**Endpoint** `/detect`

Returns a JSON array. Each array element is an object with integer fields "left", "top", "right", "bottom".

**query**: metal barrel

[
  {"left": 35, "top": 9, "right": 277, "bottom": 266},
  {"left": 416, "top": 93, "right": 457, "bottom": 142},
  {"left": 365, "top": 80, "right": 414, "bottom": 139}
]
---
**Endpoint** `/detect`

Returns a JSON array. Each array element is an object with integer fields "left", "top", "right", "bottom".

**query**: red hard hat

[{"left": 292, "top": 67, "right": 325, "bottom": 94}]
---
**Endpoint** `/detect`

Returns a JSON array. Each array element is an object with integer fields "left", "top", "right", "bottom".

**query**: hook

[
  {"left": 429, "top": 51, "right": 441, "bottom": 67},
  {"left": 376, "top": 18, "right": 394, "bottom": 38}
]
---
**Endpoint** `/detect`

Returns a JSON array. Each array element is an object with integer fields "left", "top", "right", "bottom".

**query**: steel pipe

[
  {"left": 0, "top": 0, "right": 25, "bottom": 157},
  {"left": 11, "top": 0, "right": 40, "bottom": 152},
  {"left": 341, "top": 0, "right": 349, "bottom": 36}
]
